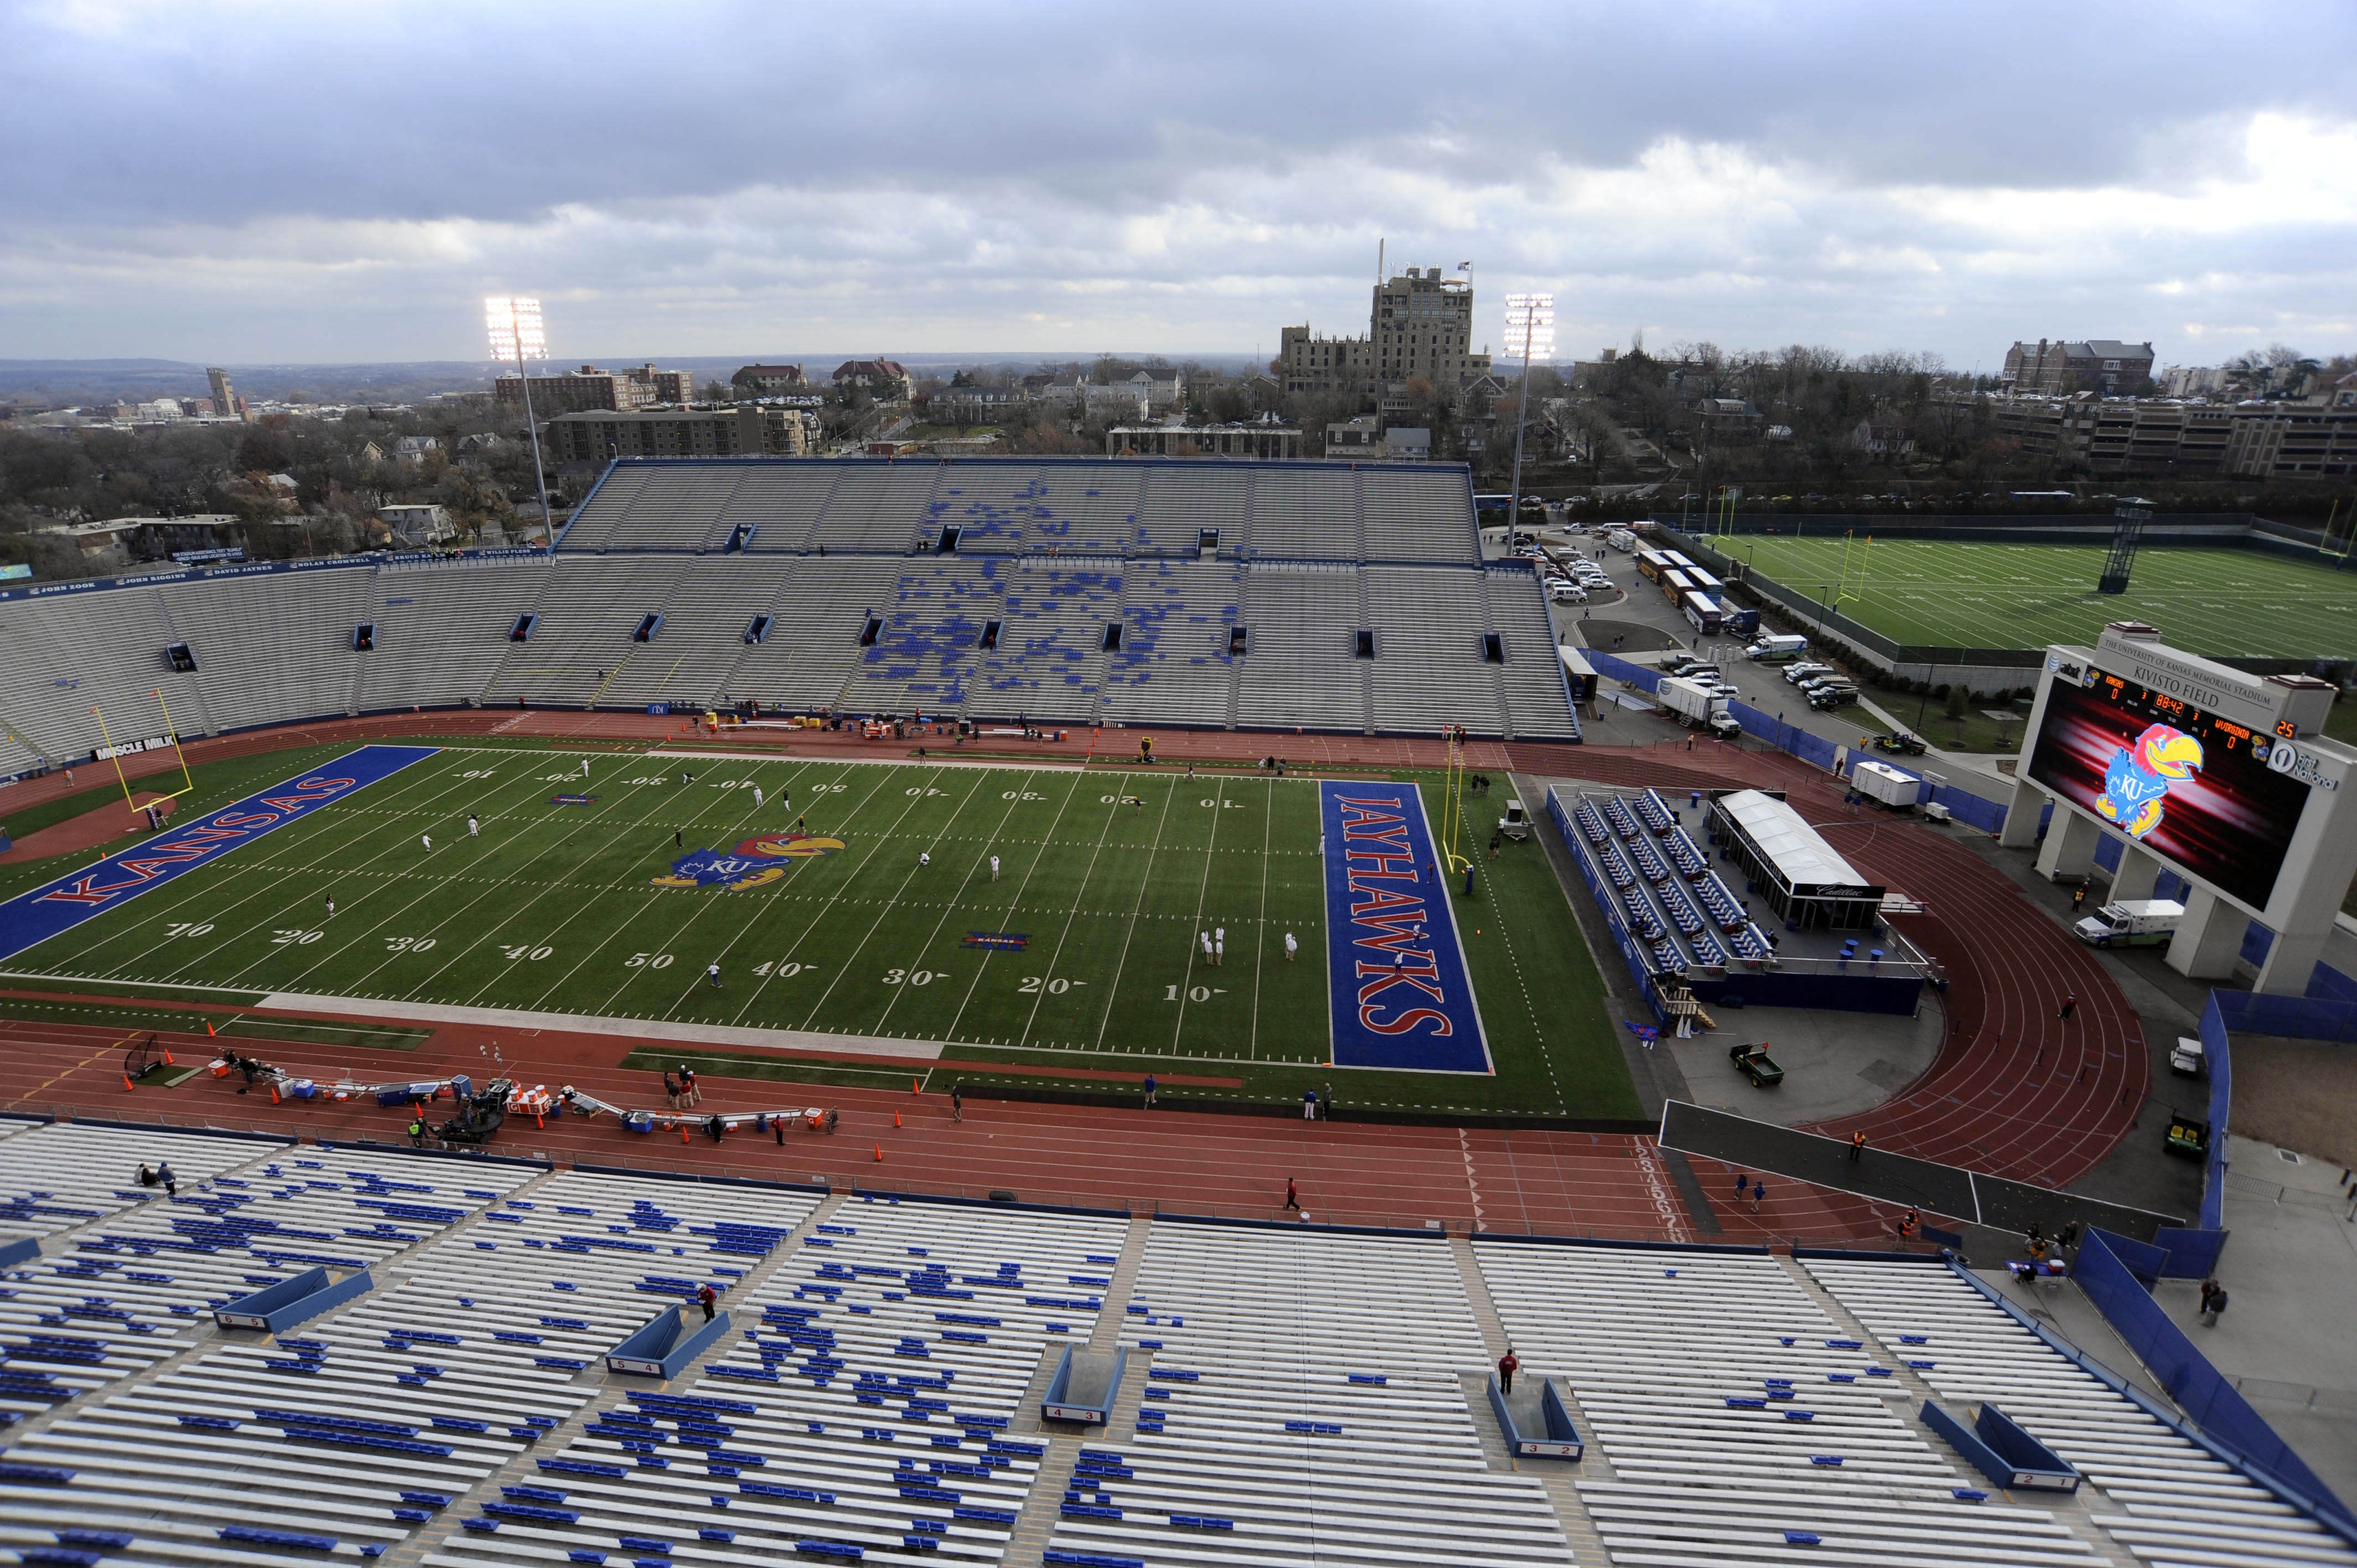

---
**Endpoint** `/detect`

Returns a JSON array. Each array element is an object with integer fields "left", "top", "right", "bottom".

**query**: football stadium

[{"left": 0, "top": 457, "right": 2349, "bottom": 1566}]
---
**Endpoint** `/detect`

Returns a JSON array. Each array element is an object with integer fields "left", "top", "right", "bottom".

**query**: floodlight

[
  {"left": 1502, "top": 291, "right": 1557, "bottom": 528},
  {"left": 1504, "top": 292, "right": 1556, "bottom": 362},
  {"left": 486, "top": 296, "right": 548, "bottom": 361},
  {"left": 483, "top": 295, "right": 556, "bottom": 548}
]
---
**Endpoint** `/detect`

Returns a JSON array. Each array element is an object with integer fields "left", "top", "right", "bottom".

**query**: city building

[
  {"left": 540, "top": 405, "right": 815, "bottom": 464},
  {"left": 730, "top": 364, "right": 807, "bottom": 398},
  {"left": 390, "top": 435, "right": 441, "bottom": 466},
  {"left": 1322, "top": 414, "right": 1427, "bottom": 461},
  {"left": 205, "top": 367, "right": 249, "bottom": 422},
  {"left": 1104, "top": 422, "right": 1305, "bottom": 460},
  {"left": 495, "top": 364, "right": 689, "bottom": 415},
  {"left": 1279, "top": 267, "right": 1492, "bottom": 398},
  {"left": 930, "top": 385, "right": 1025, "bottom": 423},
  {"left": 1987, "top": 394, "right": 2357, "bottom": 479},
  {"left": 2001, "top": 338, "right": 2156, "bottom": 395},
  {"left": 832, "top": 360, "right": 912, "bottom": 400}
]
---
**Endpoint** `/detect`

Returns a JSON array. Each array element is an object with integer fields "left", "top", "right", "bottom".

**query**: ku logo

[
  {"left": 2097, "top": 723, "right": 2203, "bottom": 840},
  {"left": 652, "top": 850, "right": 786, "bottom": 891}
]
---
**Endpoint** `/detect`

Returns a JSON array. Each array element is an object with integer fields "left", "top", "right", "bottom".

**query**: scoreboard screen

[{"left": 2026, "top": 666, "right": 2312, "bottom": 914}]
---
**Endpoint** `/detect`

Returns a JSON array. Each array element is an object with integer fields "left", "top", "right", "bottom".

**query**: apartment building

[
  {"left": 1105, "top": 422, "right": 1305, "bottom": 459},
  {"left": 496, "top": 364, "right": 687, "bottom": 415},
  {"left": 1279, "top": 266, "right": 1491, "bottom": 396},
  {"left": 541, "top": 405, "right": 814, "bottom": 463},
  {"left": 2001, "top": 338, "right": 2156, "bottom": 395},
  {"left": 1991, "top": 395, "right": 2355, "bottom": 479}
]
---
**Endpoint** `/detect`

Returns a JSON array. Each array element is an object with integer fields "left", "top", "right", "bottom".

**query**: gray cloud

[{"left": 1, "top": 0, "right": 2351, "bottom": 364}]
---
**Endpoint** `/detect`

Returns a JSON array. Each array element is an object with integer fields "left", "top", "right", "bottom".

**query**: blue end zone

[
  {"left": 1319, "top": 780, "right": 1491, "bottom": 1074},
  {"left": 0, "top": 745, "right": 440, "bottom": 964}
]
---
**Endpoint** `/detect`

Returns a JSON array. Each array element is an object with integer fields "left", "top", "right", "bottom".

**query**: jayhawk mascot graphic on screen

[{"left": 2097, "top": 723, "right": 2204, "bottom": 840}]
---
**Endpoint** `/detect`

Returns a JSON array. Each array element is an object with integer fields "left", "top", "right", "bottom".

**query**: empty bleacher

[
  {"left": 1475, "top": 1239, "right": 2117, "bottom": 1568},
  {"left": 0, "top": 459, "right": 1579, "bottom": 757},
  {"left": 1102, "top": 560, "right": 1241, "bottom": 729},
  {"left": 1567, "top": 790, "right": 1777, "bottom": 974},
  {"left": 1233, "top": 564, "right": 1368, "bottom": 734},
  {"left": 0, "top": 1125, "right": 2334, "bottom": 1568},
  {"left": 1808, "top": 1255, "right": 2357, "bottom": 1568},
  {"left": 1052, "top": 1222, "right": 1568, "bottom": 1568}
]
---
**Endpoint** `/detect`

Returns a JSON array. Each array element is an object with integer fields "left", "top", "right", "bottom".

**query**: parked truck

[
  {"left": 2073, "top": 899, "right": 2186, "bottom": 948},
  {"left": 1850, "top": 759, "right": 1921, "bottom": 809},
  {"left": 1744, "top": 632, "right": 1809, "bottom": 663},
  {"left": 1658, "top": 676, "right": 1741, "bottom": 738}
]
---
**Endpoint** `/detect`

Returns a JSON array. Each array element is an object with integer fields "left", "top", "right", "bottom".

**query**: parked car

[
  {"left": 1783, "top": 662, "right": 1833, "bottom": 684},
  {"left": 1807, "top": 685, "right": 1859, "bottom": 709}
]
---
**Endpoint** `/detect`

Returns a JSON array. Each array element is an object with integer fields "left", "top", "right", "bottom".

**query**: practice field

[
  {"left": 1722, "top": 537, "right": 2357, "bottom": 658},
  {"left": 0, "top": 742, "right": 1636, "bottom": 1119}
]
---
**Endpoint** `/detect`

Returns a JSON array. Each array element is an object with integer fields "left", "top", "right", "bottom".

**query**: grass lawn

[
  {"left": 1714, "top": 537, "right": 2357, "bottom": 659},
  {"left": 0, "top": 742, "right": 1635, "bottom": 1121}
]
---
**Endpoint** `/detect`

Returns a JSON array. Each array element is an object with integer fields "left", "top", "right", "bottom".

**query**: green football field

[
  {"left": 1717, "top": 537, "right": 2357, "bottom": 658},
  {"left": 0, "top": 740, "right": 1637, "bottom": 1119}
]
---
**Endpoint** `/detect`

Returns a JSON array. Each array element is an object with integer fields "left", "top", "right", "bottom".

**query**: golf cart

[
  {"left": 1875, "top": 731, "right": 1929, "bottom": 756},
  {"left": 1499, "top": 798, "right": 1531, "bottom": 842},
  {"left": 1729, "top": 1041, "right": 1785, "bottom": 1087}
]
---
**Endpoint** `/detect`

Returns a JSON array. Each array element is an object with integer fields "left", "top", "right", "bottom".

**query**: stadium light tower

[
  {"left": 1503, "top": 292, "right": 1556, "bottom": 531},
  {"left": 486, "top": 296, "right": 556, "bottom": 546}
]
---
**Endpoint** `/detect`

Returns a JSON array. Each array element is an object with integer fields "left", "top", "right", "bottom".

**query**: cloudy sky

[{"left": 4, "top": 0, "right": 2353, "bottom": 369}]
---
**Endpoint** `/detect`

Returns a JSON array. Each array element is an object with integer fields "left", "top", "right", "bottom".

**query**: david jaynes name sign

[
  {"left": 0, "top": 745, "right": 439, "bottom": 963},
  {"left": 1318, "top": 781, "right": 1492, "bottom": 1074}
]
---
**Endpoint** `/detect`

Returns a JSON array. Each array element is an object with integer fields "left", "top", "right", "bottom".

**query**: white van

[
  {"left": 1605, "top": 528, "right": 1637, "bottom": 553},
  {"left": 1548, "top": 580, "right": 1588, "bottom": 604}
]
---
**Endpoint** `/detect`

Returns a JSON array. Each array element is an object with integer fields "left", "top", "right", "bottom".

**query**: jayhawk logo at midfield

[
  {"left": 736, "top": 833, "right": 846, "bottom": 860},
  {"left": 2097, "top": 723, "right": 2204, "bottom": 840},
  {"left": 651, "top": 833, "right": 845, "bottom": 890}
]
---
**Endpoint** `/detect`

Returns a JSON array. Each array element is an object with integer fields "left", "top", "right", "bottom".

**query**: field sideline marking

[
  {"left": 646, "top": 749, "right": 1078, "bottom": 772},
  {"left": 250, "top": 991, "right": 946, "bottom": 1060},
  {"left": 1165, "top": 775, "right": 1233, "bottom": 1050}
]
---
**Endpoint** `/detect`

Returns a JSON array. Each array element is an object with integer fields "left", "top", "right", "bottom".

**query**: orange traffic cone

[
  {"left": 162, "top": 1047, "right": 175, "bottom": 1065},
  {"left": 122, "top": 1074, "right": 135, "bottom": 1092},
  {"left": 893, "top": 1112, "right": 901, "bottom": 1128},
  {"left": 681, "top": 1125, "right": 691, "bottom": 1144},
  {"left": 911, "top": 1079, "right": 920, "bottom": 1096},
  {"left": 873, "top": 1144, "right": 884, "bottom": 1162},
  {"left": 269, "top": 1084, "right": 280, "bottom": 1104},
  {"left": 206, "top": 1022, "right": 215, "bottom": 1036}
]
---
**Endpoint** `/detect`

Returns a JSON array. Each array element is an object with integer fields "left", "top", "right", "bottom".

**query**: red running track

[{"left": 0, "top": 1017, "right": 1891, "bottom": 1248}]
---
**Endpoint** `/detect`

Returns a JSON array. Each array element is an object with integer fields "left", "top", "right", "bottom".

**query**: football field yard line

[
  {"left": 338, "top": 765, "right": 698, "bottom": 1005},
  {"left": 770, "top": 765, "right": 995, "bottom": 1035},
  {"left": 23, "top": 746, "right": 480, "bottom": 983},
  {"left": 462, "top": 762, "right": 793, "bottom": 1011},
  {"left": 586, "top": 758, "right": 835, "bottom": 1016},
  {"left": 787, "top": 767, "right": 969, "bottom": 1031},
  {"left": 867, "top": 771, "right": 1037, "bottom": 1040},
  {"left": 1003, "top": 774, "right": 1129, "bottom": 1051},
  {"left": 1248, "top": 776, "right": 1272, "bottom": 1062},
  {"left": 567, "top": 764, "right": 814, "bottom": 1016},
  {"left": 942, "top": 770, "right": 1095, "bottom": 1045},
  {"left": 253, "top": 759, "right": 632, "bottom": 994},
  {"left": 722, "top": 762, "right": 912, "bottom": 1025},
  {"left": 251, "top": 989, "right": 946, "bottom": 1060},
  {"left": 1165, "top": 776, "right": 1232, "bottom": 1051},
  {"left": 1083, "top": 781, "right": 1179, "bottom": 1054}
]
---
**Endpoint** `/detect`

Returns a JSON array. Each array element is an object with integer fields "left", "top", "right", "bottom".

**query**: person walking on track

[
  {"left": 1284, "top": 1177, "right": 1300, "bottom": 1211},
  {"left": 951, "top": 1084, "right": 964, "bottom": 1122},
  {"left": 2058, "top": 991, "right": 2077, "bottom": 1021}
]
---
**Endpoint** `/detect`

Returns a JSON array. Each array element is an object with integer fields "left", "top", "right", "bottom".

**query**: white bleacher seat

[{"left": 1043, "top": 1224, "right": 1566, "bottom": 1568}]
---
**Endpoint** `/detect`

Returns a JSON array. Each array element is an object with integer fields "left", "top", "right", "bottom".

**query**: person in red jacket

[
  {"left": 1497, "top": 1349, "right": 1520, "bottom": 1394},
  {"left": 697, "top": 1283, "right": 717, "bottom": 1323}
]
